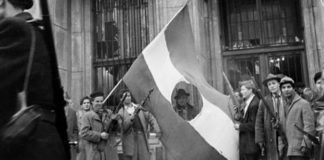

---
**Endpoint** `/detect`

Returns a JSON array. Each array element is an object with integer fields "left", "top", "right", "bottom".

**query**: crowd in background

[{"left": 233, "top": 71, "right": 324, "bottom": 160}]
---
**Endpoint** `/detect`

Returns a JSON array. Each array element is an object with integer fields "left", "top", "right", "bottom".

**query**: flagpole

[{"left": 102, "top": 79, "right": 123, "bottom": 104}]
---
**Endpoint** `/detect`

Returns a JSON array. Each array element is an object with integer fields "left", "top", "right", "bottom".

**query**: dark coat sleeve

[
  {"left": 255, "top": 100, "right": 265, "bottom": 143},
  {"left": 0, "top": 18, "right": 32, "bottom": 127},
  {"left": 66, "top": 107, "right": 78, "bottom": 141},
  {"left": 240, "top": 97, "right": 260, "bottom": 132}
]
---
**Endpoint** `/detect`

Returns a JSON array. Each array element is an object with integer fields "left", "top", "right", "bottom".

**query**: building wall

[
  {"left": 47, "top": 0, "right": 324, "bottom": 105},
  {"left": 157, "top": 0, "right": 324, "bottom": 90},
  {"left": 302, "top": 0, "right": 324, "bottom": 86},
  {"left": 154, "top": 0, "right": 224, "bottom": 91},
  {"left": 49, "top": 0, "right": 93, "bottom": 109}
]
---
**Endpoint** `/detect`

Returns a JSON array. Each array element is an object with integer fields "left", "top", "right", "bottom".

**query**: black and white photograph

[{"left": 1, "top": 0, "right": 324, "bottom": 160}]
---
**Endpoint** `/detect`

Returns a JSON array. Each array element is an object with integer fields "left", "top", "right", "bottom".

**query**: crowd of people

[
  {"left": 65, "top": 90, "right": 161, "bottom": 160},
  {"left": 1, "top": 0, "right": 324, "bottom": 160},
  {"left": 233, "top": 72, "right": 324, "bottom": 160},
  {"left": 66, "top": 87, "right": 201, "bottom": 160}
]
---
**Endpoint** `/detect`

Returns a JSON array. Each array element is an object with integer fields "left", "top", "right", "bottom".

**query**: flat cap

[{"left": 280, "top": 76, "right": 295, "bottom": 87}]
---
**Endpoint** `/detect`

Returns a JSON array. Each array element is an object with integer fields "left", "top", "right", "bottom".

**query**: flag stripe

[
  {"left": 123, "top": 5, "right": 238, "bottom": 160},
  {"left": 141, "top": 24, "right": 238, "bottom": 160},
  {"left": 163, "top": 6, "right": 238, "bottom": 160},
  {"left": 123, "top": 54, "right": 227, "bottom": 160}
]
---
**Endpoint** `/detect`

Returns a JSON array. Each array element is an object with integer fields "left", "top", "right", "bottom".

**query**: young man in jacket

[
  {"left": 280, "top": 76, "right": 315, "bottom": 160},
  {"left": 80, "top": 92, "right": 119, "bottom": 160},
  {"left": 234, "top": 80, "right": 260, "bottom": 160}
]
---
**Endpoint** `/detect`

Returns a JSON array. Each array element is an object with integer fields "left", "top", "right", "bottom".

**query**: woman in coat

[
  {"left": 118, "top": 90, "right": 160, "bottom": 160},
  {"left": 234, "top": 80, "right": 260, "bottom": 160}
]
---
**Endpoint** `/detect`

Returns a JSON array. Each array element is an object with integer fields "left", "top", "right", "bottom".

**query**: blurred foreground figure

[{"left": 0, "top": 0, "right": 69, "bottom": 159}]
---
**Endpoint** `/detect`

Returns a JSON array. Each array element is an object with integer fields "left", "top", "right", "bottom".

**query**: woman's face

[{"left": 123, "top": 92, "right": 132, "bottom": 104}]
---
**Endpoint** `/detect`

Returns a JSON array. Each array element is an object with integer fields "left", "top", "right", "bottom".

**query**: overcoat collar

[{"left": 286, "top": 93, "right": 301, "bottom": 113}]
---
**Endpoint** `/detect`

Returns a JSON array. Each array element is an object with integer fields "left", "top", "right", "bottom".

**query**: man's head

[
  {"left": 90, "top": 92, "right": 104, "bottom": 114},
  {"left": 314, "top": 71, "right": 322, "bottom": 94},
  {"left": 174, "top": 89, "right": 190, "bottom": 107},
  {"left": 263, "top": 74, "right": 281, "bottom": 94},
  {"left": 280, "top": 76, "right": 295, "bottom": 98},
  {"left": 0, "top": 0, "right": 33, "bottom": 18},
  {"left": 80, "top": 96, "right": 91, "bottom": 111},
  {"left": 239, "top": 80, "right": 255, "bottom": 99}
]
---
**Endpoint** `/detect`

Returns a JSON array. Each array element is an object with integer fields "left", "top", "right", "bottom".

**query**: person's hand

[
  {"left": 234, "top": 123, "right": 240, "bottom": 130},
  {"left": 300, "top": 146, "right": 309, "bottom": 154},
  {"left": 100, "top": 132, "right": 109, "bottom": 140}
]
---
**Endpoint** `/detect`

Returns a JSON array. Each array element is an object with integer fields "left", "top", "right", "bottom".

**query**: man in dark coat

[
  {"left": 65, "top": 92, "right": 78, "bottom": 160},
  {"left": 255, "top": 73, "right": 286, "bottom": 160},
  {"left": 234, "top": 80, "right": 260, "bottom": 160},
  {"left": 173, "top": 89, "right": 199, "bottom": 121},
  {"left": 280, "top": 76, "right": 315, "bottom": 160},
  {"left": 0, "top": 0, "right": 69, "bottom": 159}
]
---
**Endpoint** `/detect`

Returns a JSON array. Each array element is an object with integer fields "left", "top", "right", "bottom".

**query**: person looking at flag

[
  {"left": 234, "top": 80, "right": 260, "bottom": 160},
  {"left": 255, "top": 73, "right": 286, "bottom": 160},
  {"left": 280, "top": 76, "right": 315, "bottom": 160},
  {"left": 117, "top": 90, "right": 160, "bottom": 160},
  {"left": 0, "top": 0, "right": 69, "bottom": 159}
]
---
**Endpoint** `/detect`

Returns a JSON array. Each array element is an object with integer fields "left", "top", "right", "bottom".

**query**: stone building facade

[{"left": 45, "top": 0, "right": 324, "bottom": 105}]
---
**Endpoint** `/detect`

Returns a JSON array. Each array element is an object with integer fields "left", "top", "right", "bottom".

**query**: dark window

[
  {"left": 268, "top": 52, "right": 304, "bottom": 83},
  {"left": 93, "top": 0, "right": 152, "bottom": 105},
  {"left": 224, "top": 56, "right": 261, "bottom": 90},
  {"left": 221, "top": 0, "right": 303, "bottom": 51}
]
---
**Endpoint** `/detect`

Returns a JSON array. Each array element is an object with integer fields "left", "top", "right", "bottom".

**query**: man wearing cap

[
  {"left": 280, "top": 76, "right": 315, "bottom": 160},
  {"left": 0, "top": 0, "right": 69, "bottom": 159},
  {"left": 255, "top": 74, "right": 286, "bottom": 160},
  {"left": 173, "top": 89, "right": 198, "bottom": 121}
]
